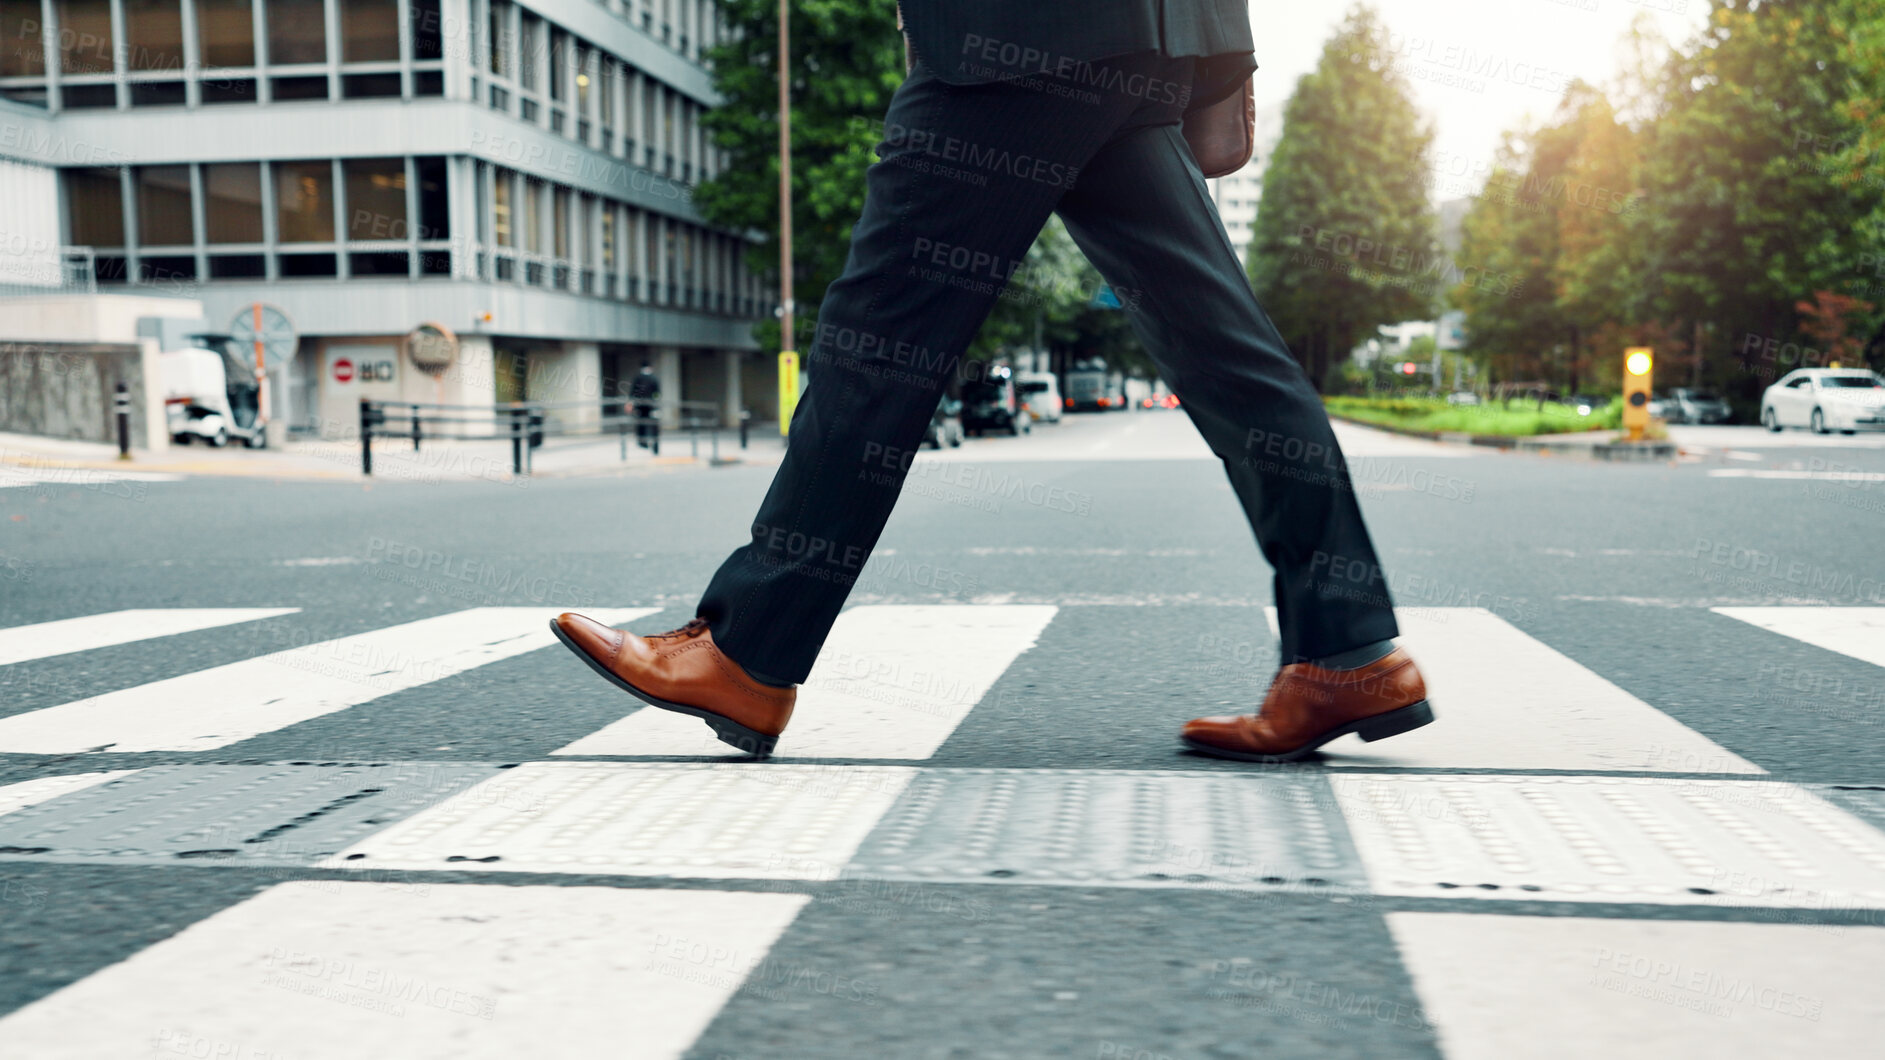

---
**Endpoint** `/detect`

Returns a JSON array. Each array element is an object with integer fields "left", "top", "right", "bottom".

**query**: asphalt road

[{"left": 2, "top": 411, "right": 1883, "bottom": 1059}]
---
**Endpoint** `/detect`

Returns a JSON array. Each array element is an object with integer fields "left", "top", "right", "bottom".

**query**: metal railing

[{"left": 357, "top": 397, "right": 752, "bottom": 477}]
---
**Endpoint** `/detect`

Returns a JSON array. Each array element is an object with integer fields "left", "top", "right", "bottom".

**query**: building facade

[
  {"left": 0, "top": 0, "right": 774, "bottom": 440},
  {"left": 1206, "top": 100, "right": 1284, "bottom": 269}
]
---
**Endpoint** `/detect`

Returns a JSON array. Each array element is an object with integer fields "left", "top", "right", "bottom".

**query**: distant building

[
  {"left": 0, "top": 0, "right": 775, "bottom": 446},
  {"left": 1206, "top": 101, "right": 1285, "bottom": 268}
]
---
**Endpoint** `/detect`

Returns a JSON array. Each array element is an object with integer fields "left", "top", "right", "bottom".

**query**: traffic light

[
  {"left": 1401, "top": 362, "right": 1417, "bottom": 375},
  {"left": 1623, "top": 347, "right": 1653, "bottom": 442}
]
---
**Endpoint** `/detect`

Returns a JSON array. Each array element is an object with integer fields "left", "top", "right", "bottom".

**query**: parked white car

[
  {"left": 1761, "top": 369, "right": 1885, "bottom": 434},
  {"left": 1015, "top": 371, "right": 1063, "bottom": 423}
]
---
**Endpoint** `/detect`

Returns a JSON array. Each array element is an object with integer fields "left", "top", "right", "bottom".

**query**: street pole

[{"left": 776, "top": 0, "right": 797, "bottom": 437}]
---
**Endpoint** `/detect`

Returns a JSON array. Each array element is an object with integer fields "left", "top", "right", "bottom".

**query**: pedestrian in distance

[
  {"left": 629, "top": 363, "right": 660, "bottom": 455},
  {"left": 553, "top": 0, "right": 1435, "bottom": 761}
]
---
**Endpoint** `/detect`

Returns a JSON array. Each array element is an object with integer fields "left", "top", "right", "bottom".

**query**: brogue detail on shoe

[
  {"left": 1181, "top": 647, "right": 1432, "bottom": 761},
  {"left": 552, "top": 611, "right": 796, "bottom": 747}
]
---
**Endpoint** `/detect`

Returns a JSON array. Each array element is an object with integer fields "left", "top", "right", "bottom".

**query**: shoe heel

[
  {"left": 707, "top": 718, "right": 778, "bottom": 758},
  {"left": 1356, "top": 701, "right": 1434, "bottom": 743}
]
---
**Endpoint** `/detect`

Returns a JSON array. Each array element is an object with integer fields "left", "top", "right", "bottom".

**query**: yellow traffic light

[{"left": 1622, "top": 347, "right": 1653, "bottom": 442}]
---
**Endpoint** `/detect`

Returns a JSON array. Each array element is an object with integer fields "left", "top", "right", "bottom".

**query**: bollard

[
  {"left": 740, "top": 408, "right": 750, "bottom": 449},
  {"left": 411, "top": 406, "right": 421, "bottom": 452},
  {"left": 359, "top": 398, "right": 374, "bottom": 476},
  {"left": 510, "top": 406, "right": 525, "bottom": 476},
  {"left": 113, "top": 382, "right": 131, "bottom": 461}
]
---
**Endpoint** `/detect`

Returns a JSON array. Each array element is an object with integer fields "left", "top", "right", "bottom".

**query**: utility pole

[
  {"left": 775, "top": 0, "right": 798, "bottom": 436},
  {"left": 778, "top": 0, "right": 794, "bottom": 353}
]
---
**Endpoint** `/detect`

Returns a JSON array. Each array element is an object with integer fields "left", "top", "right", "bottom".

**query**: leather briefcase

[
  {"left": 1183, "top": 75, "right": 1256, "bottom": 178},
  {"left": 894, "top": 7, "right": 1254, "bottom": 179}
]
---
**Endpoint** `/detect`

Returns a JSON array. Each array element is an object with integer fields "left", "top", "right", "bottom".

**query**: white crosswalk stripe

[
  {"left": 1265, "top": 608, "right": 1764, "bottom": 773},
  {"left": 0, "top": 608, "right": 299, "bottom": 667},
  {"left": 555, "top": 604, "right": 1058, "bottom": 759},
  {"left": 0, "top": 882, "right": 808, "bottom": 1060},
  {"left": 0, "top": 608, "right": 656, "bottom": 754},
  {"left": 1389, "top": 913, "right": 1885, "bottom": 1059},
  {"left": 324, "top": 762, "right": 916, "bottom": 879},
  {"left": 1713, "top": 607, "right": 1885, "bottom": 669},
  {"left": 0, "top": 770, "right": 140, "bottom": 817},
  {"left": 0, "top": 465, "right": 183, "bottom": 490}
]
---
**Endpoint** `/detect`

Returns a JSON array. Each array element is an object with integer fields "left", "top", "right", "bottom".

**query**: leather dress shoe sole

[
  {"left": 1182, "top": 700, "right": 1435, "bottom": 763},
  {"left": 549, "top": 618, "right": 779, "bottom": 757}
]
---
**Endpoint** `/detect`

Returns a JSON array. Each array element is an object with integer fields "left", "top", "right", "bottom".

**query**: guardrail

[{"left": 357, "top": 397, "right": 751, "bottom": 477}]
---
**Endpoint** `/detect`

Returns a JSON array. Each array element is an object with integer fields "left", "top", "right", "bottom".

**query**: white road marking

[
  {"left": 0, "top": 882, "right": 808, "bottom": 1060},
  {"left": 324, "top": 762, "right": 914, "bottom": 879},
  {"left": 0, "top": 465, "right": 183, "bottom": 489},
  {"left": 1263, "top": 608, "right": 1763, "bottom": 773},
  {"left": 0, "top": 608, "right": 299, "bottom": 667},
  {"left": 554, "top": 605, "right": 1057, "bottom": 760},
  {"left": 1714, "top": 607, "right": 1885, "bottom": 669},
  {"left": 0, "top": 608, "right": 657, "bottom": 754},
  {"left": 0, "top": 770, "right": 140, "bottom": 817},
  {"left": 1390, "top": 913, "right": 1885, "bottom": 1059},
  {"left": 1338, "top": 774, "right": 1885, "bottom": 906},
  {"left": 1707, "top": 468, "right": 1885, "bottom": 481}
]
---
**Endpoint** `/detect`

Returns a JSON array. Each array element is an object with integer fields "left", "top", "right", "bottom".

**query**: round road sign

[
  {"left": 333, "top": 358, "right": 355, "bottom": 384},
  {"left": 229, "top": 303, "right": 297, "bottom": 373}
]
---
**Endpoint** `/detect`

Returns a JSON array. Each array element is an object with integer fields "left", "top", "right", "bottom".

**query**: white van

[{"left": 1015, "top": 371, "right": 1063, "bottom": 424}]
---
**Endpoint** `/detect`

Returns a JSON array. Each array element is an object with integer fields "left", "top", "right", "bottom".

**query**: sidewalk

[{"left": 0, "top": 426, "right": 786, "bottom": 484}]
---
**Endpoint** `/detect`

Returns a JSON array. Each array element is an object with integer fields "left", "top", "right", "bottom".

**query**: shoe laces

[{"left": 654, "top": 616, "right": 712, "bottom": 639}]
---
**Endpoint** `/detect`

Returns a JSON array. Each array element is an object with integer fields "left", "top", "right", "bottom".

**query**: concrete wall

[{"left": 0, "top": 341, "right": 159, "bottom": 448}]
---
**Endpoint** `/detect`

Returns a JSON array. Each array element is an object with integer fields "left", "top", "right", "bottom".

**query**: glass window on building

[
  {"left": 267, "top": 0, "right": 328, "bottom": 65},
  {"left": 345, "top": 158, "right": 406, "bottom": 240},
  {"left": 275, "top": 161, "right": 335, "bottom": 242},
  {"left": 547, "top": 30, "right": 565, "bottom": 102},
  {"left": 197, "top": 0, "right": 255, "bottom": 66},
  {"left": 518, "top": 14, "right": 539, "bottom": 91},
  {"left": 1, "top": 7, "right": 46, "bottom": 77},
  {"left": 551, "top": 186, "right": 568, "bottom": 260},
  {"left": 136, "top": 166, "right": 193, "bottom": 245},
  {"left": 65, "top": 168, "right": 124, "bottom": 246},
  {"left": 411, "top": 0, "right": 442, "bottom": 61},
  {"left": 523, "top": 178, "right": 543, "bottom": 254},
  {"left": 575, "top": 42, "right": 591, "bottom": 115},
  {"left": 341, "top": 0, "right": 399, "bottom": 63},
  {"left": 58, "top": 0, "right": 115, "bottom": 76},
  {"left": 204, "top": 163, "right": 263, "bottom": 242},
  {"left": 124, "top": 0, "right": 185, "bottom": 72},
  {"left": 415, "top": 157, "right": 448, "bottom": 241},
  {"left": 487, "top": 0, "right": 509, "bottom": 76},
  {"left": 598, "top": 59, "right": 615, "bottom": 136},
  {"left": 600, "top": 202, "right": 615, "bottom": 270},
  {"left": 493, "top": 170, "right": 513, "bottom": 247}
]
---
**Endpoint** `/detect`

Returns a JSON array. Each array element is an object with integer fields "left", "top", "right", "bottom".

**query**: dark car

[
  {"left": 961, "top": 369, "right": 1032, "bottom": 437},
  {"left": 923, "top": 397, "right": 964, "bottom": 448},
  {"left": 1667, "top": 388, "right": 1733, "bottom": 424}
]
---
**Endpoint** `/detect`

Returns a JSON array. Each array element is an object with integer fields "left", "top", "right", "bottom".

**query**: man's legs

[
  {"left": 1054, "top": 121, "right": 1399, "bottom": 663},
  {"left": 697, "top": 57, "right": 1171, "bottom": 684}
]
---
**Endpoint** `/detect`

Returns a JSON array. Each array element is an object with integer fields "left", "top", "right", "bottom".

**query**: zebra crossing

[{"left": 1, "top": 602, "right": 1883, "bottom": 1058}]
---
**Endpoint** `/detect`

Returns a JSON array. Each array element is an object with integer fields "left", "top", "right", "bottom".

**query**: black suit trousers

[{"left": 699, "top": 52, "right": 1399, "bottom": 683}]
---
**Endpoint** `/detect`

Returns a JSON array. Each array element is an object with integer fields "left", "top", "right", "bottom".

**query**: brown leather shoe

[
  {"left": 1181, "top": 647, "right": 1434, "bottom": 762},
  {"left": 550, "top": 612, "right": 795, "bottom": 757}
]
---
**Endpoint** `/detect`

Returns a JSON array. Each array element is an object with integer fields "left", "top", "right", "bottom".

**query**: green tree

[
  {"left": 1635, "top": 0, "right": 1885, "bottom": 402},
  {"left": 1248, "top": 4, "right": 1439, "bottom": 389},
  {"left": 695, "top": 0, "right": 904, "bottom": 353}
]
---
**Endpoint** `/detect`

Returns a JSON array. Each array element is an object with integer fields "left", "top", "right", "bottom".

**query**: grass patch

[{"left": 1323, "top": 395, "right": 1622, "bottom": 437}]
